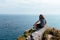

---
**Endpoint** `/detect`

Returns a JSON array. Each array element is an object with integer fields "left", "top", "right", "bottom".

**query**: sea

[{"left": 0, "top": 14, "right": 60, "bottom": 40}]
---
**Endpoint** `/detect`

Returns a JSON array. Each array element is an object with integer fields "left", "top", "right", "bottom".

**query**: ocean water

[{"left": 0, "top": 14, "right": 60, "bottom": 40}]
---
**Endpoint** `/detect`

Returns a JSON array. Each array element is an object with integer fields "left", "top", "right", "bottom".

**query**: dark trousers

[
  {"left": 36, "top": 24, "right": 44, "bottom": 30},
  {"left": 32, "top": 24, "right": 44, "bottom": 32}
]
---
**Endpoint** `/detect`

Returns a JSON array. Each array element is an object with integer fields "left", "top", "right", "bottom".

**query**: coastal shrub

[{"left": 42, "top": 28, "right": 60, "bottom": 40}]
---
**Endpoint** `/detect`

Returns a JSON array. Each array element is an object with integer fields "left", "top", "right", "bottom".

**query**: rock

[
  {"left": 17, "top": 24, "right": 60, "bottom": 40},
  {"left": 26, "top": 25, "right": 48, "bottom": 40}
]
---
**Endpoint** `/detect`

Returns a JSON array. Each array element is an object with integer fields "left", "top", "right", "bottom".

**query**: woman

[
  {"left": 26, "top": 14, "right": 47, "bottom": 40},
  {"left": 33, "top": 14, "right": 46, "bottom": 30}
]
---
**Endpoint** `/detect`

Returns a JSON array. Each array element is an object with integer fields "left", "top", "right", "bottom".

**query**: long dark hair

[{"left": 39, "top": 14, "right": 44, "bottom": 20}]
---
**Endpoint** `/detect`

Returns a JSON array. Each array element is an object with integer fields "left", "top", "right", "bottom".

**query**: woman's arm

[
  {"left": 33, "top": 20, "right": 39, "bottom": 26},
  {"left": 35, "top": 20, "right": 39, "bottom": 24}
]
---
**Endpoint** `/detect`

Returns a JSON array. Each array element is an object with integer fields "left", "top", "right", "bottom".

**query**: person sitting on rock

[{"left": 33, "top": 14, "right": 46, "bottom": 30}]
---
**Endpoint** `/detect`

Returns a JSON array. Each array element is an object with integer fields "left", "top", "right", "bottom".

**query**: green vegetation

[
  {"left": 16, "top": 29, "right": 33, "bottom": 40},
  {"left": 42, "top": 28, "right": 60, "bottom": 40}
]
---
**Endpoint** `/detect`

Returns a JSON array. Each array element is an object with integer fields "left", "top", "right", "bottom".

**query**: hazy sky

[{"left": 0, "top": 0, "right": 60, "bottom": 15}]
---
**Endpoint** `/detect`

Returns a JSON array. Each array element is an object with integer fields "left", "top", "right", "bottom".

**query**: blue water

[{"left": 0, "top": 14, "right": 60, "bottom": 40}]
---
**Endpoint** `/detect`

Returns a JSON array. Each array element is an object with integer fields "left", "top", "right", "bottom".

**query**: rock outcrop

[
  {"left": 26, "top": 25, "right": 48, "bottom": 40},
  {"left": 17, "top": 25, "right": 60, "bottom": 40}
]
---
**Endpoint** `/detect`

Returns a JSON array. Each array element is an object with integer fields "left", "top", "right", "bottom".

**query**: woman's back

[{"left": 39, "top": 19, "right": 46, "bottom": 27}]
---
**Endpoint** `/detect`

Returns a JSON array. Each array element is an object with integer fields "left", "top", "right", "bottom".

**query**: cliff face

[{"left": 16, "top": 26, "right": 60, "bottom": 40}]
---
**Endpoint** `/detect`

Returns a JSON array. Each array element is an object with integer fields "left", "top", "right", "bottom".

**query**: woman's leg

[{"left": 36, "top": 24, "right": 43, "bottom": 30}]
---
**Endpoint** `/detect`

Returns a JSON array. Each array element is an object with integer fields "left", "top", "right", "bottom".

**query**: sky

[{"left": 0, "top": 0, "right": 60, "bottom": 15}]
